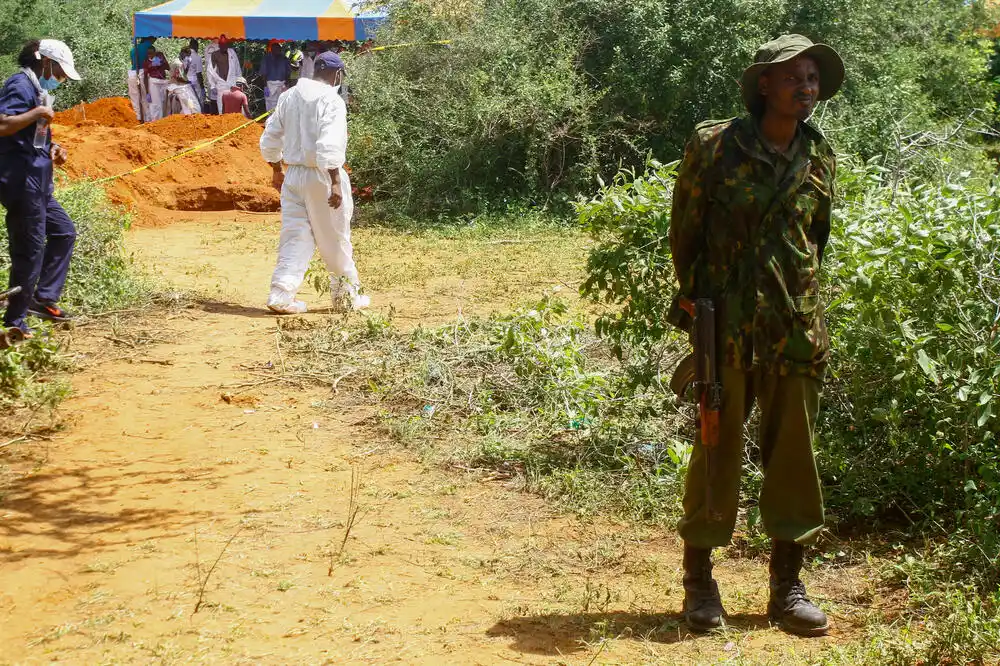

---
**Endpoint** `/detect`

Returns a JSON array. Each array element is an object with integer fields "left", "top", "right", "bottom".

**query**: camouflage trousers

[{"left": 677, "top": 366, "right": 825, "bottom": 548}]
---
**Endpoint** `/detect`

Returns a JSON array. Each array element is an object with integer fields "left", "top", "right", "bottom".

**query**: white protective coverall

[
  {"left": 207, "top": 48, "right": 241, "bottom": 114},
  {"left": 259, "top": 78, "right": 365, "bottom": 313}
]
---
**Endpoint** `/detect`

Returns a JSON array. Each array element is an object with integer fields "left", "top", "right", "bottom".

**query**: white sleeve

[
  {"left": 192, "top": 54, "right": 203, "bottom": 75},
  {"left": 315, "top": 95, "right": 347, "bottom": 171},
  {"left": 259, "top": 94, "right": 287, "bottom": 163}
]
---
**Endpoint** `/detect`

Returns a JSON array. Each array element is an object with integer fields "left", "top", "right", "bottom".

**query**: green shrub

[
  {"left": 0, "top": 0, "right": 160, "bottom": 108},
  {"left": 821, "top": 160, "right": 1000, "bottom": 588},
  {"left": 346, "top": 0, "right": 995, "bottom": 215},
  {"left": 50, "top": 181, "right": 149, "bottom": 313},
  {"left": 281, "top": 294, "right": 689, "bottom": 520},
  {"left": 0, "top": 181, "right": 148, "bottom": 406},
  {"left": 346, "top": 0, "right": 605, "bottom": 214},
  {"left": 577, "top": 154, "right": 1000, "bottom": 625}
]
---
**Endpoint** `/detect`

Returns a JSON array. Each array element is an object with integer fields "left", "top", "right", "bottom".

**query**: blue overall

[{"left": 0, "top": 72, "right": 76, "bottom": 331}]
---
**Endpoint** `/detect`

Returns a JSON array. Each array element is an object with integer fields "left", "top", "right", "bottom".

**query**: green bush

[
  {"left": 346, "top": 0, "right": 995, "bottom": 215},
  {"left": 577, "top": 154, "right": 1000, "bottom": 644},
  {"left": 49, "top": 181, "right": 149, "bottom": 313},
  {"left": 346, "top": 0, "right": 605, "bottom": 214},
  {"left": 280, "top": 293, "right": 689, "bottom": 520},
  {"left": 0, "top": 0, "right": 160, "bottom": 109},
  {"left": 820, "top": 161, "right": 1000, "bottom": 587},
  {"left": 0, "top": 181, "right": 148, "bottom": 406}
]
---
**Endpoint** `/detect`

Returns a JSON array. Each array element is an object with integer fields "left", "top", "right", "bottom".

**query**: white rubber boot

[{"left": 267, "top": 289, "right": 308, "bottom": 315}]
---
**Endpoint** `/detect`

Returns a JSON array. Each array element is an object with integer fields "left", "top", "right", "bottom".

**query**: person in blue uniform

[{"left": 0, "top": 39, "right": 82, "bottom": 334}]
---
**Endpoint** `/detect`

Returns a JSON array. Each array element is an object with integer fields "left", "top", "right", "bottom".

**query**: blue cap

[{"left": 314, "top": 51, "right": 345, "bottom": 71}]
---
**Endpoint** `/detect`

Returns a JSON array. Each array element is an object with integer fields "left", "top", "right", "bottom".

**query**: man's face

[{"left": 759, "top": 56, "right": 820, "bottom": 120}]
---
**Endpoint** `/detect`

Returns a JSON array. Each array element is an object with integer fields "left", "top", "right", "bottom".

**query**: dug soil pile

[
  {"left": 53, "top": 105, "right": 277, "bottom": 224},
  {"left": 53, "top": 97, "right": 139, "bottom": 129}
]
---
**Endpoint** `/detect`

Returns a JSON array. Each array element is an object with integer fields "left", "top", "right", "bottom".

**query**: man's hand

[
  {"left": 51, "top": 144, "right": 68, "bottom": 166},
  {"left": 328, "top": 188, "right": 342, "bottom": 209},
  {"left": 271, "top": 165, "right": 284, "bottom": 193},
  {"left": 35, "top": 106, "right": 55, "bottom": 123},
  {"left": 328, "top": 168, "right": 342, "bottom": 209}
]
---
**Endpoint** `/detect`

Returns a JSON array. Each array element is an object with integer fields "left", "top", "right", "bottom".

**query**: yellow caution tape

[
  {"left": 96, "top": 110, "right": 272, "bottom": 184},
  {"left": 370, "top": 40, "right": 452, "bottom": 52}
]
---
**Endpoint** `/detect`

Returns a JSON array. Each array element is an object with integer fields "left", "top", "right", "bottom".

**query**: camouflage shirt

[{"left": 668, "top": 117, "right": 835, "bottom": 377}]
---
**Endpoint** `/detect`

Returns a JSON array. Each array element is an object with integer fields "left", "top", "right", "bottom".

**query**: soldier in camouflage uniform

[{"left": 667, "top": 34, "right": 844, "bottom": 637}]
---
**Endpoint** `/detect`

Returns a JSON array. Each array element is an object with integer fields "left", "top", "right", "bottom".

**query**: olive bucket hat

[{"left": 740, "top": 34, "right": 844, "bottom": 113}]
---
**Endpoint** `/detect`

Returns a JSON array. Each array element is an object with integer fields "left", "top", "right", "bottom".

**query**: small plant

[
  {"left": 280, "top": 293, "right": 690, "bottom": 521},
  {"left": 192, "top": 526, "right": 243, "bottom": 615},
  {"left": 328, "top": 466, "right": 368, "bottom": 576}
]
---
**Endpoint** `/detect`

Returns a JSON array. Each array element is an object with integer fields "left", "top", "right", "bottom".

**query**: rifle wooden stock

[{"left": 680, "top": 297, "right": 724, "bottom": 522}]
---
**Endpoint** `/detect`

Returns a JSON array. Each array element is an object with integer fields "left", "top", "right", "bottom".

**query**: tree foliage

[
  {"left": 578, "top": 159, "right": 1000, "bottom": 593},
  {"left": 347, "top": 0, "right": 996, "bottom": 215},
  {"left": 0, "top": 0, "right": 160, "bottom": 108}
]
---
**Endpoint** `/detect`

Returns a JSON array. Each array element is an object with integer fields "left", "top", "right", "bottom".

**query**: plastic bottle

[{"left": 33, "top": 92, "right": 53, "bottom": 150}]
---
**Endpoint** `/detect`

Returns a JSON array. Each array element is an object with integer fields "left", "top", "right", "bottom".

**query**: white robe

[
  {"left": 259, "top": 79, "right": 361, "bottom": 310},
  {"left": 207, "top": 48, "right": 241, "bottom": 115},
  {"left": 166, "top": 81, "right": 201, "bottom": 115}
]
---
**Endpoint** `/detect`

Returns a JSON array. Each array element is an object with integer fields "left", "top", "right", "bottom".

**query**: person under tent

[
  {"left": 182, "top": 39, "right": 206, "bottom": 110},
  {"left": 221, "top": 77, "right": 251, "bottom": 119},
  {"left": 165, "top": 60, "right": 201, "bottom": 116},
  {"left": 300, "top": 42, "right": 319, "bottom": 80},
  {"left": 259, "top": 40, "right": 291, "bottom": 112},
  {"left": 207, "top": 36, "right": 242, "bottom": 114},
  {"left": 128, "top": 37, "right": 155, "bottom": 122},
  {"left": 142, "top": 46, "right": 170, "bottom": 121}
]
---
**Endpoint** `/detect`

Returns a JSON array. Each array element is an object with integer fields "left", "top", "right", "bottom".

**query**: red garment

[
  {"left": 143, "top": 53, "right": 167, "bottom": 79},
  {"left": 221, "top": 88, "right": 249, "bottom": 115}
]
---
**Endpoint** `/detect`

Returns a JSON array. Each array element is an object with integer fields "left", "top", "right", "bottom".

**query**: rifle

[
  {"left": 679, "top": 297, "right": 723, "bottom": 522},
  {"left": 0, "top": 285, "right": 21, "bottom": 308}
]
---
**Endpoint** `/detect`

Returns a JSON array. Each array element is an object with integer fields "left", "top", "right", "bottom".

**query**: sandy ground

[{"left": 0, "top": 214, "right": 870, "bottom": 665}]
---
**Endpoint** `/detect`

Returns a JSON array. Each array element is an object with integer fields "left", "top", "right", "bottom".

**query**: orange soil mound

[
  {"left": 54, "top": 112, "right": 277, "bottom": 224},
  {"left": 144, "top": 113, "right": 256, "bottom": 144},
  {"left": 53, "top": 97, "right": 139, "bottom": 129}
]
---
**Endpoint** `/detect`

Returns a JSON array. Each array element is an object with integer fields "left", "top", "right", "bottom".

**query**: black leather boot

[
  {"left": 768, "top": 541, "right": 830, "bottom": 637},
  {"left": 683, "top": 545, "right": 725, "bottom": 632}
]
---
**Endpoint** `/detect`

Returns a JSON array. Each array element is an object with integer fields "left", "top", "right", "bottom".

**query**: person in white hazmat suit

[{"left": 259, "top": 51, "right": 369, "bottom": 314}]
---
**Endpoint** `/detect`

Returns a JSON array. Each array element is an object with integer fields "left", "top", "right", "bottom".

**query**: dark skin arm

[
  {"left": 269, "top": 161, "right": 284, "bottom": 192},
  {"left": 328, "top": 169, "right": 342, "bottom": 209},
  {"left": 0, "top": 107, "right": 54, "bottom": 137},
  {"left": 51, "top": 143, "right": 67, "bottom": 166}
]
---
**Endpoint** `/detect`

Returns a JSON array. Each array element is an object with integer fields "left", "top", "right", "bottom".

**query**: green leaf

[
  {"left": 916, "top": 349, "right": 938, "bottom": 382},
  {"left": 935, "top": 323, "right": 953, "bottom": 332}
]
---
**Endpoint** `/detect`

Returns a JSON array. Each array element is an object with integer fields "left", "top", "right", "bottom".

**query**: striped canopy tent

[{"left": 133, "top": 0, "right": 387, "bottom": 42}]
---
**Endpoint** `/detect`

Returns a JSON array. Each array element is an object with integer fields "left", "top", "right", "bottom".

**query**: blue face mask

[{"left": 40, "top": 76, "right": 60, "bottom": 92}]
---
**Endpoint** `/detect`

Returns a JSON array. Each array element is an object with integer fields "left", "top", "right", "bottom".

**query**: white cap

[{"left": 38, "top": 39, "right": 81, "bottom": 81}]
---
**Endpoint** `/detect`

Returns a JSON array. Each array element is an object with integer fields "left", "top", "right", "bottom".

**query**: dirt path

[{"left": 0, "top": 215, "right": 868, "bottom": 665}]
